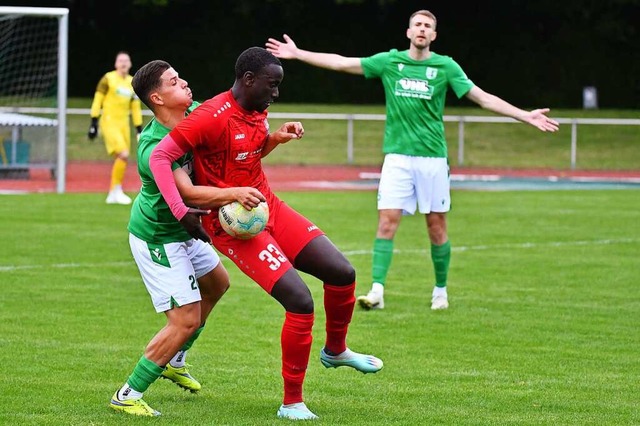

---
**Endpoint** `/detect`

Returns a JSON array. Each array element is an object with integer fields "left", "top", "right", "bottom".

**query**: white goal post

[{"left": 0, "top": 6, "right": 68, "bottom": 192}]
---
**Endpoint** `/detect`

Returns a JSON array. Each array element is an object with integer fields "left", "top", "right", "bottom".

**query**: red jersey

[
  {"left": 169, "top": 90, "right": 275, "bottom": 236},
  {"left": 171, "top": 90, "right": 274, "bottom": 197}
]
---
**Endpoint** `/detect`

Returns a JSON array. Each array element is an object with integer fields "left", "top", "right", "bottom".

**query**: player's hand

[
  {"left": 234, "top": 187, "right": 266, "bottom": 210},
  {"left": 524, "top": 108, "right": 560, "bottom": 132},
  {"left": 266, "top": 34, "right": 299, "bottom": 59},
  {"left": 88, "top": 118, "right": 98, "bottom": 140},
  {"left": 269, "top": 122, "right": 304, "bottom": 145},
  {"left": 179, "top": 208, "right": 211, "bottom": 243}
]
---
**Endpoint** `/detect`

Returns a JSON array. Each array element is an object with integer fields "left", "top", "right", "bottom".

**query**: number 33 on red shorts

[{"left": 212, "top": 199, "right": 325, "bottom": 294}]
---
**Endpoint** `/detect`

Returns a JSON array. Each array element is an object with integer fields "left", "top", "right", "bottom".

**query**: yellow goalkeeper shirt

[{"left": 90, "top": 70, "right": 143, "bottom": 126}]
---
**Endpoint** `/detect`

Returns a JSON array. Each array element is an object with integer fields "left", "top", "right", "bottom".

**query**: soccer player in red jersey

[{"left": 149, "top": 47, "right": 383, "bottom": 420}]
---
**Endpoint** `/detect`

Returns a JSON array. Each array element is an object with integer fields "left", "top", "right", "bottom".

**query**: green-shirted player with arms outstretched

[
  {"left": 110, "top": 60, "right": 265, "bottom": 416},
  {"left": 267, "top": 9, "right": 559, "bottom": 311}
]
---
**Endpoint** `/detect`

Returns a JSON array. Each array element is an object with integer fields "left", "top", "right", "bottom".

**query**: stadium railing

[{"left": 6, "top": 107, "right": 640, "bottom": 170}]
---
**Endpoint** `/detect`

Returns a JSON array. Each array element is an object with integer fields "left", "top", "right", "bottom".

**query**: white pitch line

[
  {"left": 0, "top": 238, "right": 637, "bottom": 272},
  {"left": 0, "top": 261, "right": 131, "bottom": 272},
  {"left": 341, "top": 238, "right": 640, "bottom": 256}
]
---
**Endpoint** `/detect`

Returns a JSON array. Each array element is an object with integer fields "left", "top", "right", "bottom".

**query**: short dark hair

[
  {"left": 235, "top": 47, "right": 281, "bottom": 80},
  {"left": 132, "top": 60, "right": 171, "bottom": 110}
]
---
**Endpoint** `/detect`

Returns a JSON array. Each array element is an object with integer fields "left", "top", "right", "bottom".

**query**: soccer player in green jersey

[
  {"left": 267, "top": 10, "right": 559, "bottom": 311},
  {"left": 109, "top": 60, "right": 265, "bottom": 416}
]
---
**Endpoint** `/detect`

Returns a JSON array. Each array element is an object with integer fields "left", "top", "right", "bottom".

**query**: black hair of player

[
  {"left": 132, "top": 60, "right": 172, "bottom": 111},
  {"left": 235, "top": 47, "right": 282, "bottom": 80}
]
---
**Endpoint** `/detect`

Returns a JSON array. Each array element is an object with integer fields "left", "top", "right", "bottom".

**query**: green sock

[
  {"left": 372, "top": 238, "right": 394, "bottom": 286},
  {"left": 180, "top": 325, "right": 204, "bottom": 352},
  {"left": 127, "top": 356, "right": 165, "bottom": 393},
  {"left": 431, "top": 240, "right": 451, "bottom": 288}
]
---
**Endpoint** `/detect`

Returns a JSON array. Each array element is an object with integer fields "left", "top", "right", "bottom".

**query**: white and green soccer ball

[{"left": 218, "top": 201, "right": 269, "bottom": 239}]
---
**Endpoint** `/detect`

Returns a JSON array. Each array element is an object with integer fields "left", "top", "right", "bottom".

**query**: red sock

[
  {"left": 281, "top": 311, "right": 314, "bottom": 405},
  {"left": 323, "top": 282, "right": 355, "bottom": 355}
]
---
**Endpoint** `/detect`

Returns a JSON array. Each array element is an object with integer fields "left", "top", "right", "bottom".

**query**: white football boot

[
  {"left": 106, "top": 185, "right": 132, "bottom": 205},
  {"left": 431, "top": 286, "right": 449, "bottom": 310},
  {"left": 356, "top": 283, "right": 385, "bottom": 310}
]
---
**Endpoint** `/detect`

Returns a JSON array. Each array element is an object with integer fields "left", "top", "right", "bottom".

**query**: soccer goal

[{"left": 0, "top": 6, "right": 68, "bottom": 192}]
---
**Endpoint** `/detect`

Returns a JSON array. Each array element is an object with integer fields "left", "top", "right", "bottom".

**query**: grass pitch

[{"left": 0, "top": 189, "right": 638, "bottom": 425}]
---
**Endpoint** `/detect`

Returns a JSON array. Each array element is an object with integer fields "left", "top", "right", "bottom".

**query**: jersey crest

[{"left": 426, "top": 67, "right": 438, "bottom": 80}]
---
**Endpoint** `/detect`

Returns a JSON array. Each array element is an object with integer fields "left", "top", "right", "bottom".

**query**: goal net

[{"left": 0, "top": 7, "right": 68, "bottom": 191}]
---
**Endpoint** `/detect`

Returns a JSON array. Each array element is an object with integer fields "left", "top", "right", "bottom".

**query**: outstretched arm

[
  {"left": 266, "top": 34, "right": 364, "bottom": 75},
  {"left": 465, "top": 86, "right": 559, "bottom": 132}
]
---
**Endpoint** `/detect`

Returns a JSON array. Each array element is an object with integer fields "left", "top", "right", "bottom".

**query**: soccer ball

[{"left": 218, "top": 201, "right": 269, "bottom": 239}]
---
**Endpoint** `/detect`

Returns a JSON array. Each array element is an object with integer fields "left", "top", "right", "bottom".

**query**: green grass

[
  {"left": 37, "top": 98, "right": 639, "bottom": 169},
  {"left": 0, "top": 190, "right": 638, "bottom": 425}
]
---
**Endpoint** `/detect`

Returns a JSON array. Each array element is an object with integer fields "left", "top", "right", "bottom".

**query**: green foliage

[
  {"left": 133, "top": 0, "right": 169, "bottom": 6},
  {"left": 0, "top": 190, "right": 638, "bottom": 424}
]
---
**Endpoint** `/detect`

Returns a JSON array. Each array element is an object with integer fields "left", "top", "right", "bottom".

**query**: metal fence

[{"left": 8, "top": 107, "right": 640, "bottom": 170}]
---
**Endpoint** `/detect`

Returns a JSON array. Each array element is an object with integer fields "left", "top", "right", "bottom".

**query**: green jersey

[
  {"left": 361, "top": 50, "right": 474, "bottom": 158},
  {"left": 128, "top": 102, "right": 199, "bottom": 244}
]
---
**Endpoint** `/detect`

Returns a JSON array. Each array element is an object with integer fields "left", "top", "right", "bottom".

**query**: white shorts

[
  {"left": 129, "top": 233, "right": 221, "bottom": 313},
  {"left": 377, "top": 154, "right": 451, "bottom": 215}
]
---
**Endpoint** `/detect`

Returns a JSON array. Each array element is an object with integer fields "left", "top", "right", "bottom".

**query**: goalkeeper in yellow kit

[{"left": 88, "top": 51, "right": 143, "bottom": 205}]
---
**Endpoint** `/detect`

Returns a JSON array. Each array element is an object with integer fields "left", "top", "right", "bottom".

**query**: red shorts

[{"left": 212, "top": 197, "right": 325, "bottom": 293}]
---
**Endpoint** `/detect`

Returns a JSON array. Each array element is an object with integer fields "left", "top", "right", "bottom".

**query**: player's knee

[
  {"left": 271, "top": 270, "right": 315, "bottom": 314},
  {"left": 285, "top": 294, "right": 314, "bottom": 314},
  {"left": 344, "top": 263, "right": 356, "bottom": 284},
  {"left": 278, "top": 287, "right": 314, "bottom": 314},
  {"left": 170, "top": 307, "right": 201, "bottom": 336},
  {"left": 330, "top": 261, "right": 356, "bottom": 286},
  {"left": 377, "top": 218, "right": 399, "bottom": 237},
  {"left": 427, "top": 221, "right": 447, "bottom": 244},
  {"left": 181, "top": 315, "right": 201, "bottom": 336}
]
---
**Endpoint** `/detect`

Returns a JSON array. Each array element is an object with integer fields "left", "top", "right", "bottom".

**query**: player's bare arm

[
  {"left": 261, "top": 121, "right": 304, "bottom": 158},
  {"left": 174, "top": 167, "right": 265, "bottom": 210},
  {"left": 465, "top": 86, "right": 560, "bottom": 132},
  {"left": 266, "top": 34, "right": 364, "bottom": 75}
]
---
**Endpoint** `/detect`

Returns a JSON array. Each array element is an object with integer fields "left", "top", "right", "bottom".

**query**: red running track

[{"left": 1, "top": 161, "right": 639, "bottom": 193}]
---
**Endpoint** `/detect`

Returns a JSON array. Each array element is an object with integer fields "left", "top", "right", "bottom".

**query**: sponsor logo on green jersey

[{"left": 394, "top": 78, "right": 434, "bottom": 99}]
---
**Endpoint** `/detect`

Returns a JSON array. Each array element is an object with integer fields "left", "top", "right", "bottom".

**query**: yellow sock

[{"left": 110, "top": 157, "right": 127, "bottom": 190}]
